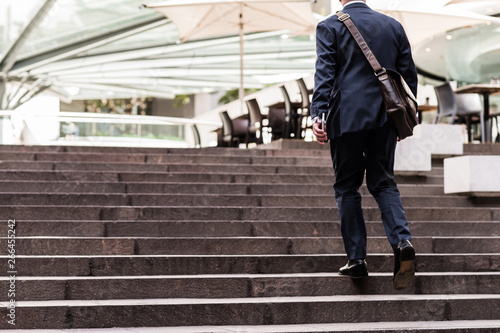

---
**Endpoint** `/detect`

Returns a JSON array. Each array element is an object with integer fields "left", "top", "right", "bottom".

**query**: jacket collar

[
  {"left": 344, "top": 1, "right": 366, "bottom": 7},
  {"left": 343, "top": 2, "right": 369, "bottom": 9}
]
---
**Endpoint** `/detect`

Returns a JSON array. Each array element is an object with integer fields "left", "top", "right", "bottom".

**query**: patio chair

[
  {"left": 245, "top": 98, "right": 266, "bottom": 146},
  {"left": 296, "top": 78, "right": 312, "bottom": 138},
  {"left": 434, "top": 82, "right": 482, "bottom": 142},
  {"left": 266, "top": 106, "right": 287, "bottom": 140},
  {"left": 279, "top": 85, "right": 299, "bottom": 138},
  {"left": 191, "top": 124, "right": 201, "bottom": 148},
  {"left": 219, "top": 111, "right": 247, "bottom": 147},
  {"left": 490, "top": 108, "right": 500, "bottom": 142}
]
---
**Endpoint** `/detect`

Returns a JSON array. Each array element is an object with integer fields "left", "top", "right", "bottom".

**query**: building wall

[
  {"left": 313, "top": 0, "right": 331, "bottom": 16},
  {"left": 60, "top": 100, "right": 85, "bottom": 112},
  {"left": 151, "top": 97, "right": 194, "bottom": 118}
]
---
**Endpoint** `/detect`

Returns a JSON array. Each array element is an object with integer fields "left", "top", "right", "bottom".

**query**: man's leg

[
  {"left": 330, "top": 132, "right": 367, "bottom": 261},
  {"left": 365, "top": 122, "right": 415, "bottom": 289},
  {"left": 365, "top": 122, "right": 411, "bottom": 250}
]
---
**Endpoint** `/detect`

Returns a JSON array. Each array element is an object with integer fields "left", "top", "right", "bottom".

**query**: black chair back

[
  {"left": 280, "top": 86, "right": 297, "bottom": 138},
  {"left": 296, "top": 78, "right": 313, "bottom": 138},
  {"left": 245, "top": 98, "right": 263, "bottom": 145},
  {"left": 297, "top": 78, "right": 311, "bottom": 111},
  {"left": 191, "top": 124, "right": 201, "bottom": 148},
  {"left": 246, "top": 98, "right": 262, "bottom": 130},
  {"left": 267, "top": 107, "right": 286, "bottom": 140},
  {"left": 219, "top": 111, "right": 236, "bottom": 147},
  {"left": 279, "top": 86, "right": 292, "bottom": 121}
]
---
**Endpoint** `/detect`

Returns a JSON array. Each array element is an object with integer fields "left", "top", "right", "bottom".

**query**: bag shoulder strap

[{"left": 335, "top": 11, "right": 385, "bottom": 77}]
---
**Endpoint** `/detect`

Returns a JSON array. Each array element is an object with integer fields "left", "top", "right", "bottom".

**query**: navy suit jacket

[{"left": 311, "top": 3, "right": 418, "bottom": 138}]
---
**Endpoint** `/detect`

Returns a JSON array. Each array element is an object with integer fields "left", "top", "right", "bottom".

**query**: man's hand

[{"left": 312, "top": 121, "right": 328, "bottom": 145}]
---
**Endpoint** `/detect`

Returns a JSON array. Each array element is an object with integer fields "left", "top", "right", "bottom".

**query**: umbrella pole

[{"left": 239, "top": 3, "right": 244, "bottom": 115}]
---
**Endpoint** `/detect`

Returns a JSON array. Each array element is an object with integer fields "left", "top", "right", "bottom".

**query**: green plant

[
  {"left": 218, "top": 88, "right": 259, "bottom": 105},
  {"left": 173, "top": 94, "right": 191, "bottom": 108}
]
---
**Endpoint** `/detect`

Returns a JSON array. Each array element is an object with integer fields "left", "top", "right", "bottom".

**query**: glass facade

[
  {"left": 447, "top": 22, "right": 500, "bottom": 84},
  {"left": 0, "top": 0, "right": 41, "bottom": 56}
]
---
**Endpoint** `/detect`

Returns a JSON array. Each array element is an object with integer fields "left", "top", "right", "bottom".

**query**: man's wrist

[{"left": 312, "top": 116, "right": 322, "bottom": 124}]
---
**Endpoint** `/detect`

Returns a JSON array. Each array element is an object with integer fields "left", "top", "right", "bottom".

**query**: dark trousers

[{"left": 329, "top": 122, "right": 411, "bottom": 260}]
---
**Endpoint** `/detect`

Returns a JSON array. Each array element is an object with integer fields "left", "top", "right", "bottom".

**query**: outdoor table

[
  {"left": 265, "top": 100, "right": 303, "bottom": 139},
  {"left": 417, "top": 104, "right": 437, "bottom": 124},
  {"left": 455, "top": 84, "right": 500, "bottom": 143},
  {"left": 266, "top": 101, "right": 303, "bottom": 110}
]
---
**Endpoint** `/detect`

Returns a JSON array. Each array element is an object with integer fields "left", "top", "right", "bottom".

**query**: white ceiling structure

[
  {"left": 0, "top": 0, "right": 499, "bottom": 109},
  {"left": 0, "top": 0, "right": 317, "bottom": 109}
]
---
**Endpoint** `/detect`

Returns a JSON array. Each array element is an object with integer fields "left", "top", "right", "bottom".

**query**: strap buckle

[
  {"left": 338, "top": 13, "right": 351, "bottom": 22},
  {"left": 375, "top": 68, "right": 387, "bottom": 77}
]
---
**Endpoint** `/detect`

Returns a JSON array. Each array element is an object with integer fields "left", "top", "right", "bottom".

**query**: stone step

[
  {"left": 0, "top": 160, "right": 335, "bottom": 174},
  {"left": 0, "top": 152, "right": 333, "bottom": 166},
  {"left": 0, "top": 206, "right": 497, "bottom": 221},
  {"left": 13, "top": 321, "right": 495, "bottom": 333},
  {"left": 0, "top": 144, "right": 332, "bottom": 157},
  {"left": 0, "top": 170, "right": 328, "bottom": 183},
  {"left": 0, "top": 181, "right": 446, "bottom": 195},
  {"left": 0, "top": 160, "right": 445, "bottom": 176},
  {"left": 0, "top": 143, "right": 495, "bottom": 332},
  {"left": 1, "top": 295, "right": 500, "bottom": 329},
  {"left": 7, "top": 253, "right": 499, "bottom": 276},
  {"left": 0, "top": 180, "right": 128, "bottom": 194},
  {"left": 259, "top": 139, "right": 332, "bottom": 151},
  {"left": 464, "top": 143, "right": 500, "bottom": 155},
  {"left": 2, "top": 236, "right": 499, "bottom": 255},
  {"left": 432, "top": 157, "right": 444, "bottom": 166},
  {"left": 0, "top": 142, "right": 493, "bottom": 156},
  {"left": 128, "top": 182, "right": 447, "bottom": 195},
  {"left": 0, "top": 170, "right": 121, "bottom": 182},
  {"left": 4, "top": 272, "right": 500, "bottom": 301},
  {"left": 0, "top": 193, "right": 496, "bottom": 208},
  {"left": 5, "top": 220, "right": 500, "bottom": 238},
  {"left": 0, "top": 170, "right": 443, "bottom": 185}
]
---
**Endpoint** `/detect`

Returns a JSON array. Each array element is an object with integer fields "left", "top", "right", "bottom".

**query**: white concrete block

[
  {"left": 444, "top": 155, "right": 500, "bottom": 196},
  {"left": 394, "top": 136, "right": 432, "bottom": 173},
  {"left": 413, "top": 124, "right": 464, "bottom": 156}
]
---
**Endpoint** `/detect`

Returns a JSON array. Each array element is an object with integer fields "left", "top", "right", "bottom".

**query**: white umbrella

[
  {"left": 377, "top": 7, "right": 499, "bottom": 46},
  {"left": 143, "top": 0, "right": 317, "bottom": 113},
  {"left": 446, "top": 0, "right": 490, "bottom": 4}
]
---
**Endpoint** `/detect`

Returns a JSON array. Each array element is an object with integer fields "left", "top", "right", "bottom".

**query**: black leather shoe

[
  {"left": 339, "top": 259, "right": 368, "bottom": 278},
  {"left": 393, "top": 240, "right": 415, "bottom": 290}
]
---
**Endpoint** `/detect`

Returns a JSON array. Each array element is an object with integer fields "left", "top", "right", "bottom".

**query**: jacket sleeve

[
  {"left": 395, "top": 24, "right": 418, "bottom": 97},
  {"left": 311, "top": 20, "right": 337, "bottom": 120}
]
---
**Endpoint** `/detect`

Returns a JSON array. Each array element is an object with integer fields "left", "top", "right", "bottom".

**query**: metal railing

[{"left": 0, "top": 111, "right": 219, "bottom": 148}]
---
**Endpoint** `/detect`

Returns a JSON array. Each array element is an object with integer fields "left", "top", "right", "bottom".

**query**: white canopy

[
  {"left": 144, "top": 0, "right": 317, "bottom": 112},
  {"left": 378, "top": 7, "right": 499, "bottom": 46},
  {"left": 146, "top": 0, "right": 317, "bottom": 41}
]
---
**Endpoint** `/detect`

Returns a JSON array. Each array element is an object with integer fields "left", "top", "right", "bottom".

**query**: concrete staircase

[{"left": 0, "top": 143, "right": 500, "bottom": 332}]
